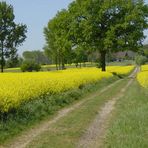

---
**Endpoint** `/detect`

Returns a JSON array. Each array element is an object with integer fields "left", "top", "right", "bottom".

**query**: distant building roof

[{"left": 113, "top": 51, "right": 135, "bottom": 59}]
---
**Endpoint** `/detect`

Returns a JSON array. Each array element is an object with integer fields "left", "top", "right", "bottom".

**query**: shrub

[
  {"left": 135, "top": 55, "right": 147, "bottom": 65},
  {"left": 21, "top": 61, "right": 41, "bottom": 72}
]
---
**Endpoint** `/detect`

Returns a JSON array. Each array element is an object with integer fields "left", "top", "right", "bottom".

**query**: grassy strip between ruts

[
  {"left": 25, "top": 77, "right": 129, "bottom": 148},
  {"left": 0, "top": 76, "right": 119, "bottom": 145},
  {"left": 104, "top": 80, "right": 148, "bottom": 148}
]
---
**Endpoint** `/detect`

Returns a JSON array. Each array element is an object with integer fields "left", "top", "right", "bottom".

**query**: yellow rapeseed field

[
  {"left": 137, "top": 65, "right": 148, "bottom": 88},
  {"left": 0, "top": 66, "right": 134, "bottom": 113},
  {"left": 106, "top": 65, "right": 134, "bottom": 75},
  {"left": 141, "top": 64, "right": 148, "bottom": 71}
]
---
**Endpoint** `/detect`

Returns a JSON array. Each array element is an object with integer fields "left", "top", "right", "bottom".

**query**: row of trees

[
  {"left": 0, "top": 1, "right": 147, "bottom": 72},
  {"left": 44, "top": 0, "right": 148, "bottom": 71},
  {"left": 0, "top": 1, "right": 98, "bottom": 71}
]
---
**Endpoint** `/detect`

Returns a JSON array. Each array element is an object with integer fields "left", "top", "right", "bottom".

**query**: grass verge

[{"left": 104, "top": 80, "right": 148, "bottom": 148}]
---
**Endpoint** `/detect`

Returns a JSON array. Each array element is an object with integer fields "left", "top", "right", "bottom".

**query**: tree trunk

[
  {"left": 1, "top": 41, "right": 4, "bottom": 73},
  {"left": 62, "top": 62, "right": 65, "bottom": 70},
  {"left": 80, "top": 62, "right": 81, "bottom": 68},
  {"left": 100, "top": 51, "right": 106, "bottom": 71},
  {"left": 58, "top": 51, "right": 61, "bottom": 70},
  {"left": 83, "top": 62, "right": 86, "bottom": 67},
  {"left": 61, "top": 55, "right": 65, "bottom": 70},
  {"left": 75, "top": 63, "right": 78, "bottom": 68},
  {"left": 56, "top": 60, "right": 58, "bottom": 70},
  {"left": 58, "top": 60, "right": 61, "bottom": 70},
  {"left": 55, "top": 56, "right": 58, "bottom": 70}
]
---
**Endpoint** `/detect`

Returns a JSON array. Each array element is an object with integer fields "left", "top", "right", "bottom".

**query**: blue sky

[
  {"left": 4, "top": 0, "right": 148, "bottom": 55},
  {"left": 5, "top": 0, "right": 73, "bottom": 55}
]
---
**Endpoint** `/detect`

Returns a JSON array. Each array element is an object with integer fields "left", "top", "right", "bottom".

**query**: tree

[
  {"left": 44, "top": 9, "right": 72, "bottom": 70},
  {"left": 0, "top": 2, "right": 27, "bottom": 72},
  {"left": 43, "top": 35, "right": 59, "bottom": 70},
  {"left": 135, "top": 55, "right": 147, "bottom": 65},
  {"left": 68, "top": 0, "right": 148, "bottom": 71}
]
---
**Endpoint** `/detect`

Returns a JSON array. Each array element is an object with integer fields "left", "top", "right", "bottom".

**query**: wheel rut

[{"left": 77, "top": 67, "right": 139, "bottom": 148}]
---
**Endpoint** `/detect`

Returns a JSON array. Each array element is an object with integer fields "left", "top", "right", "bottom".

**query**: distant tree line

[
  {"left": 5, "top": 50, "right": 51, "bottom": 68},
  {"left": 22, "top": 50, "right": 50, "bottom": 65},
  {"left": 44, "top": 0, "right": 148, "bottom": 71}
]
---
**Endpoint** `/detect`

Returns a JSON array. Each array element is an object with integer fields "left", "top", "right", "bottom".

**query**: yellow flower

[
  {"left": 0, "top": 66, "right": 134, "bottom": 112},
  {"left": 137, "top": 65, "right": 148, "bottom": 88}
]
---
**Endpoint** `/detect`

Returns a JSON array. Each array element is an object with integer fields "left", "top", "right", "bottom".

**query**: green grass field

[{"left": 104, "top": 81, "right": 148, "bottom": 148}]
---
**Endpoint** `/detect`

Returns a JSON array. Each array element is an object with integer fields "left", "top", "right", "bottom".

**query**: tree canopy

[{"left": 44, "top": 0, "right": 148, "bottom": 71}]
